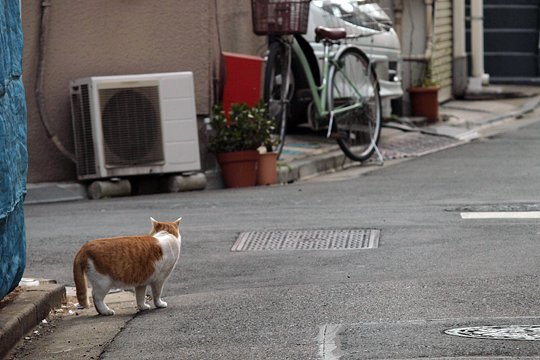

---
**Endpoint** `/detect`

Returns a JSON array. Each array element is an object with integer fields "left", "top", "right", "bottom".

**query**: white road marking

[
  {"left": 318, "top": 317, "right": 540, "bottom": 358},
  {"left": 461, "top": 211, "right": 540, "bottom": 219},
  {"left": 318, "top": 324, "right": 343, "bottom": 360}
]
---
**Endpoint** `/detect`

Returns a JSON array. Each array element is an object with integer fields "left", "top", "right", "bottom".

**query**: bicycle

[{"left": 252, "top": 0, "right": 382, "bottom": 162}]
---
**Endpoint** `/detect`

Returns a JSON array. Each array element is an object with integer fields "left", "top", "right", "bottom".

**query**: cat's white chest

[
  {"left": 155, "top": 231, "right": 181, "bottom": 260},
  {"left": 150, "top": 231, "right": 181, "bottom": 283}
]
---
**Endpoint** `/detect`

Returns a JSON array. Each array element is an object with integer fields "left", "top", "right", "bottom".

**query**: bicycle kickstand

[{"left": 371, "top": 138, "right": 384, "bottom": 166}]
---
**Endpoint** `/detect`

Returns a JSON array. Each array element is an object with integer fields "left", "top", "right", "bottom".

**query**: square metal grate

[{"left": 231, "top": 229, "right": 380, "bottom": 251}]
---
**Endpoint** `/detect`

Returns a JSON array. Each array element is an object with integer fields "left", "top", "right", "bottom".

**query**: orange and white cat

[{"left": 73, "top": 217, "right": 182, "bottom": 316}]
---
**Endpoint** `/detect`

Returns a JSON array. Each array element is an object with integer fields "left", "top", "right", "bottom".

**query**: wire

[
  {"left": 212, "top": 0, "right": 226, "bottom": 107},
  {"left": 35, "top": 0, "right": 76, "bottom": 164}
]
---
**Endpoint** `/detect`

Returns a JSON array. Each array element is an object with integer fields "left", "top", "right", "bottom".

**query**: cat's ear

[
  {"left": 150, "top": 217, "right": 158, "bottom": 227},
  {"left": 174, "top": 217, "right": 182, "bottom": 227}
]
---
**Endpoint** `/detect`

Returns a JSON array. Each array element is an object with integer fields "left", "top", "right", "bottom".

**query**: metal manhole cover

[
  {"left": 231, "top": 229, "right": 380, "bottom": 251},
  {"left": 445, "top": 325, "right": 540, "bottom": 341}
]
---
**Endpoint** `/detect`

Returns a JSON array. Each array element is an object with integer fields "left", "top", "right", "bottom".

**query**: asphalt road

[{"left": 22, "top": 119, "right": 540, "bottom": 359}]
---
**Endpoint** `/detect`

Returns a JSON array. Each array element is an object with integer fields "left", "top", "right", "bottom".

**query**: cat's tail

[{"left": 73, "top": 249, "right": 90, "bottom": 308}]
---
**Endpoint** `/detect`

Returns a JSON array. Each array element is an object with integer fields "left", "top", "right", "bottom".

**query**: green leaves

[
  {"left": 208, "top": 102, "right": 276, "bottom": 153},
  {"left": 421, "top": 60, "right": 438, "bottom": 88}
]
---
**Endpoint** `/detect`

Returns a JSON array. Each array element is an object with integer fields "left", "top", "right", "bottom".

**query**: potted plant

[
  {"left": 208, "top": 102, "right": 269, "bottom": 188},
  {"left": 256, "top": 106, "right": 280, "bottom": 186},
  {"left": 407, "top": 59, "right": 440, "bottom": 123}
]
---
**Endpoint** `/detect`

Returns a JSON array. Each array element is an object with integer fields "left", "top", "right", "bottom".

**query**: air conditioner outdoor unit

[{"left": 70, "top": 72, "right": 201, "bottom": 180}]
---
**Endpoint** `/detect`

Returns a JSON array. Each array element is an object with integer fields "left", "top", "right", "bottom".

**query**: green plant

[
  {"left": 419, "top": 59, "right": 438, "bottom": 88},
  {"left": 208, "top": 102, "right": 276, "bottom": 153},
  {"left": 253, "top": 104, "right": 279, "bottom": 153}
]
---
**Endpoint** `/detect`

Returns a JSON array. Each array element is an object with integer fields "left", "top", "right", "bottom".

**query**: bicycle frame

[
  {"left": 288, "top": 37, "right": 365, "bottom": 124},
  {"left": 265, "top": 33, "right": 381, "bottom": 162}
]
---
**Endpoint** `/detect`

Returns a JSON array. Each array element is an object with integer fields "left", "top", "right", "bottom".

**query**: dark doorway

[{"left": 467, "top": 0, "right": 540, "bottom": 83}]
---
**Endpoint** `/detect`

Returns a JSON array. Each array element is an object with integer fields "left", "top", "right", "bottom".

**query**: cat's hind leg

[
  {"left": 150, "top": 281, "right": 167, "bottom": 308},
  {"left": 135, "top": 286, "right": 150, "bottom": 311},
  {"left": 89, "top": 280, "right": 115, "bottom": 316},
  {"left": 86, "top": 263, "right": 115, "bottom": 316},
  {"left": 92, "top": 286, "right": 115, "bottom": 316}
]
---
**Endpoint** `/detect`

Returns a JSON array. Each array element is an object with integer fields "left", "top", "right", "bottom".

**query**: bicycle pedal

[{"left": 295, "top": 88, "right": 312, "bottom": 103}]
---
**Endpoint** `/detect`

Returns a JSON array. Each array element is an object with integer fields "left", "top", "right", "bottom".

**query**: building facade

[
  {"left": 22, "top": 1, "right": 482, "bottom": 184},
  {"left": 21, "top": 0, "right": 263, "bottom": 183}
]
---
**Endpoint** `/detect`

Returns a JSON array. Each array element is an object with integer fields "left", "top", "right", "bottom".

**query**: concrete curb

[
  {"left": 280, "top": 149, "right": 354, "bottom": 183},
  {"left": 280, "top": 112, "right": 536, "bottom": 184},
  {"left": 24, "top": 183, "right": 87, "bottom": 205},
  {"left": 23, "top": 92, "right": 540, "bottom": 197},
  {"left": 0, "top": 283, "right": 66, "bottom": 358}
]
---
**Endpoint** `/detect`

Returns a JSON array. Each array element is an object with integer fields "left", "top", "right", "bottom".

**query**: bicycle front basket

[{"left": 251, "top": 0, "right": 311, "bottom": 35}]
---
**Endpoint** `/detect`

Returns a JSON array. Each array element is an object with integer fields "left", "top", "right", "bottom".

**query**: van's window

[{"left": 313, "top": 0, "right": 389, "bottom": 31}]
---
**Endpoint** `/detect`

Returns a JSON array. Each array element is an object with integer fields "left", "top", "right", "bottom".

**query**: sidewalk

[
  {"left": 0, "top": 280, "right": 65, "bottom": 359},
  {"left": 3, "top": 85, "right": 540, "bottom": 358},
  {"left": 277, "top": 84, "right": 540, "bottom": 183},
  {"left": 23, "top": 85, "right": 540, "bottom": 204},
  {"left": 3, "top": 286, "right": 136, "bottom": 360}
]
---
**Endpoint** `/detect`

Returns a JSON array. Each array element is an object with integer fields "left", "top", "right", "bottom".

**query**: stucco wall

[
  {"left": 400, "top": 0, "right": 428, "bottom": 90},
  {"left": 22, "top": 1, "right": 216, "bottom": 182},
  {"left": 217, "top": 0, "right": 266, "bottom": 56}
]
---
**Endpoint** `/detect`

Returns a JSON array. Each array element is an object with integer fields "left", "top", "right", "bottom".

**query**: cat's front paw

[
  {"left": 138, "top": 303, "right": 151, "bottom": 311},
  {"left": 154, "top": 300, "right": 167, "bottom": 308}
]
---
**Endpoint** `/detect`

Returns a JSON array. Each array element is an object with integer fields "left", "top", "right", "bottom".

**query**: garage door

[{"left": 467, "top": 0, "right": 540, "bottom": 83}]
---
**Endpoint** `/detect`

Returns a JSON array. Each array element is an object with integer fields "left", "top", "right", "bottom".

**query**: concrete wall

[
  {"left": 22, "top": 0, "right": 261, "bottom": 183},
  {"left": 398, "top": 0, "right": 426, "bottom": 115},
  {"left": 399, "top": 0, "right": 454, "bottom": 102},
  {"left": 217, "top": 0, "right": 266, "bottom": 56},
  {"left": 400, "top": 0, "right": 428, "bottom": 89}
]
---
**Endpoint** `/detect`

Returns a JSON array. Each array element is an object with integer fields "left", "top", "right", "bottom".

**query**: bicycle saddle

[{"left": 315, "top": 26, "right": 347, "bottom": 42}]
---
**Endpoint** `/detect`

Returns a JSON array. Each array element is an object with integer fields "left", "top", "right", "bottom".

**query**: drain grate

[
  {"left": 445, "top": 325, "right": 540, "bottom": 341},
  {"left": 231, "top": 229, "right": 380, "bottom": 251}
]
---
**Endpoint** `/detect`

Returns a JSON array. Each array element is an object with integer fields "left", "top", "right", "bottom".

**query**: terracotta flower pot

[
  {"left": 217, "top": 150, "right": 259, "bottom": 188},
  {"left": 408, "top": 86, "right": 439, "bottom": 123},
  {"left": 257, "top": 152, "right": 278, "bottom": 186}
]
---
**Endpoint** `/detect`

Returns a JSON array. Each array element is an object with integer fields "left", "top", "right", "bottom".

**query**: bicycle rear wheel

[
  {"left": 327, "top": 46, "right": 381, "bottom": 162},
  {"left": 263, "top": 41, "right": 292, "bottom": 158}
]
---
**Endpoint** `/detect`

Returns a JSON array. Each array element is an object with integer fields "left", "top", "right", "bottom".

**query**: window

[{"left": 313, "top": 0, "right": 391, "bottom": 31}]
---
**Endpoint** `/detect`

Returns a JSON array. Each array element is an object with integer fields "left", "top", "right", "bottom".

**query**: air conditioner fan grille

[{"left": 99, "top": 86, "right": 164, "bottom": 166}]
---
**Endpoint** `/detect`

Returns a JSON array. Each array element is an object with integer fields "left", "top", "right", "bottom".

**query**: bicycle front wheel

[
  {"left": 327, "top": 46, "right": 382, "bottom": 162},
  {"left": 263, "top": 41, "right": 292, "bottom": 158}
]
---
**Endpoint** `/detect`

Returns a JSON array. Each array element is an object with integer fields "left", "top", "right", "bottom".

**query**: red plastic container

[{"left": 222, "top": 52, "right": 263, "bottom": 115}]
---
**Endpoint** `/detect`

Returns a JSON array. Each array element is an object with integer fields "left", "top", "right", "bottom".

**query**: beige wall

[
  {"left": 217, "top": 0, "right": 266, "bottom": 56},
  {"left": 22, "top": 0, "right": 262, "bottom": 183}
]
